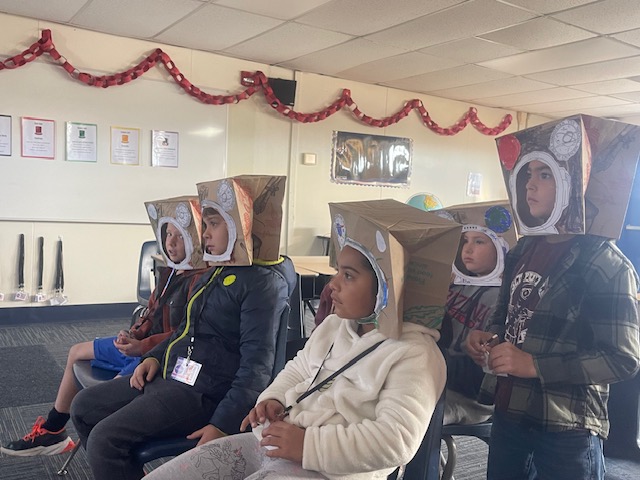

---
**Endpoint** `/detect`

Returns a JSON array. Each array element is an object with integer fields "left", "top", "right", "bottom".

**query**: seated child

[
  {"left": 70, "top": 176, "right": 295, "bottom": 480},
  {"left": 1, "top": 197, "right": 207, "bottom": 457},
  {"left": 145, "top": 199, "right": 452, "bottom": 480},
  {"left": 439, "top": 202, "right": 515, "bottom": 425}
]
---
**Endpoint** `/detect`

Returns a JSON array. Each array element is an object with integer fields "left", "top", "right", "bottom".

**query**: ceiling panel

[
  {"left": 552, "top": 0, "right": 640, "bottom": 35},
  {"left": 280, "top": 38, "right": 404, "bottom": 75},
  {"left": 419, "top": 37, "right": 523, "bottom": 64},
  {"left": 431, "top": 77, "right": 556, "bottom": 101},
  {"left": 551, "top": 103, "right": 640, "bottom": 118},
  {"left": 212, "top": 0, "right": 332, "bottom": 21},
  {"left": 479, "top": 37, "right": 640, "bottom": 75},
  {"left": 479, "top": 17, "right": 594, "bottom": 50},
  {"left": 613, "top": 29, "right": 640, "bottom": 48},
  {"left": 295, "top": 0, "right": 465, "bottom": 36},
  {"left": 336, "top": 52, "right": 461, "bottom": 84},
  {"left": 501, "top": 0, "right": 599, "bottom": 14},
  {"left": 569, "top": 78, "right": 640, "bottom": 94},
  {"left": 610, "top": 91, "right": 640, "bottom": 102},
  {"left": 526, "top": 55, "right": 640, "bottom": 85},
  {"left": 0, "top": 0, "right": 88, "bottom": 23},
  {"left": 478, "top": 87, "right": 592, "bottom": 108},
  {"left": 512, "top": 95, "right": 629, "bottom": 114},
  {"left": 223, "top": 22, "right": 352, "bottom": 64},
  {"left": 155, "top": 4, "right": 283, "bottom": 51},
  {"left": 385, "top": 64, "right": 513, "bottom": 93},
  {"left": 71, "top": 0, "right": 202, "bottom": 38},
  {"left": 365, "top": 0, "right": 537, "bottom": 50}
]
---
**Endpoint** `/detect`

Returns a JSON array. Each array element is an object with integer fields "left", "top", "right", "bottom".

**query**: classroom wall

[{"left": 0, "top": 12, "right": 545, "bottom": 308}]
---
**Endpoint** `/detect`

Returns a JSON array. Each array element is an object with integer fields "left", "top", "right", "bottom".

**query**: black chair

[
  {"left": 440, "top": 420, "right": 493, "bottom": 480},
  {"left": 137, "top": 240, "right": 160, "bottom": 307}
]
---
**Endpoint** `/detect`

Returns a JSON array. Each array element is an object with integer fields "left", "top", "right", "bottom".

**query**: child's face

[
  {"left": 164, "top": 223, "right": 187, "bottom": 264},
  {"left": 330, "top": 246, "right": 377, "bottom": 320},
  {"left": 460, "top": 231, "right": 497, "bottom": 276},
  {"left": 525, "top": 160, "right": 556, "bottom": 221},
  {"left": 202, "top": 210, "right": 229, "bottom": 256}
]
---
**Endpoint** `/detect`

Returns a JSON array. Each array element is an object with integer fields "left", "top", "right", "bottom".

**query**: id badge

[{"left": 171, "top": 356, "right": 202, "bottom": 386}]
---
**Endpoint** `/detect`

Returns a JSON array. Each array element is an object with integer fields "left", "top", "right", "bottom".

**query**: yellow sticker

[{"left": 223, "top": 274, "right": 237, "bottom": 286}]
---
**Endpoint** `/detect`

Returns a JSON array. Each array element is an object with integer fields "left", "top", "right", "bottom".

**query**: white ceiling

[{"left": 4, "top": 0, "right": 640, "bottom": 120}]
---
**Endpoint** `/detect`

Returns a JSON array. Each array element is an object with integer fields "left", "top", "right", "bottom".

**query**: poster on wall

[
  {"left": 66, "top": 122, "right": 97, "bottom": 162},
  {"left": 0, "top": 115, "right": 11, "bottom": 156},
  {"left": 110, "top": 126, "right": 140, "bottom": 165},
  {"left": 331, "top": 131, "right": 412, "bottom": 187},
  {"left": 151, "top": 130, "right": 179, "bottom": 167},
  {"left": 21, "top": 117, "right": 55, "bottom": 159}
]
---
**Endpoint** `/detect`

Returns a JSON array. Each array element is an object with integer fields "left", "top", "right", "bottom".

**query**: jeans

[{"left": 488, "top": 411, "right": 605, "bottom": 480}]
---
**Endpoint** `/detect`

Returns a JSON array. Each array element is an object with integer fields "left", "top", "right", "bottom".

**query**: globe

[{"left": 406, "top": 193, "right": 443, "bottom": 211}]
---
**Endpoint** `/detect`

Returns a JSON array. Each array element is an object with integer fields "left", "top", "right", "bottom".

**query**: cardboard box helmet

[
  {"left": 436, "top": 201, "right": 517, "bottom": 286},
  {"left": 329, "top": 199, "right": 462, "bottom": 339},
  {"left": 144, "top": 196, "right": 207, "bottom": 270},
  {"left": 496, "top": 115, "right": 640, "bottom": 239},
  {"left": 197, "top": 175, "right": 286, "bottom": 265}
]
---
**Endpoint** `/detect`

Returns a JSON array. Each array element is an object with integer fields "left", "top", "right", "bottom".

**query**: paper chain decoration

[{"left": 0, "top": 29, "right": 512, "bottom": 136}]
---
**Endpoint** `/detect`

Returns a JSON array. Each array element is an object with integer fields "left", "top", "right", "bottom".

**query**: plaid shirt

[{"left": 480, "top": 235, "right": 640, "bottom": 438}]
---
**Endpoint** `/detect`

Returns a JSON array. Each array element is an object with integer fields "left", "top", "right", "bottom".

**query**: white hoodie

[{"left": 257, "top": 314, "right": 446, "bottom": 480}]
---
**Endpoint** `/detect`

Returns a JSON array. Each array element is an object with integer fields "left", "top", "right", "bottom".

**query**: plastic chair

[
  {"left": 137, "top": 240, "right": 160, "bottom": 307},
  {"left": 440, "top": 420, "right": 493, "bottom": 480}
]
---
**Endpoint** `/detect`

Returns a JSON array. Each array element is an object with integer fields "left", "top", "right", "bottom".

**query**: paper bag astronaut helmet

[
  {"left": 144, "top": 196, "right": 207, "bottom": 270},
  {"left": 437, "top": 201, "right": 517, "bottom": 286},
  {"left": 196, "top": 175, "right": 286, "bottom": 265},
  {"left": 496, "top": 115, "right": 640, "bottom": 239},
  {"left": 329, "top": 199, "right": 462, "bottom": 339}
]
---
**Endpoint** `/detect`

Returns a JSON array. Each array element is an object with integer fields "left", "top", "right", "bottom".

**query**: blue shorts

[{"left": 91, "top": 336, "right": 141, "bottom": 376}]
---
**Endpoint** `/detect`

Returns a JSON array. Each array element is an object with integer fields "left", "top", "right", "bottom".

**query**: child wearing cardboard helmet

[
  {"left": 143, "top": 198, "right": 459, "bottom": 480},
  {"left": 466, "top": 115, "right": 640, "bottom": 480},
  {"left": 1, "top": 197, "right": 208, "bottom": 458},
  {"left": 69, "top": 176, "right": 296, "bottom": 480},
  {"left": 437, "top": 201, "right": 517, "bottom": 426}
]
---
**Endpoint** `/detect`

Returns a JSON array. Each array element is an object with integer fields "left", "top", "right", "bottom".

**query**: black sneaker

[{"left": 1, "top": 416, "right": 75, "bottom": 456}]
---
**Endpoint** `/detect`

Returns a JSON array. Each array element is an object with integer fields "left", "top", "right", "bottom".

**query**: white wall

[{"left": 0, "top": 12, "right": 534, "bottom": 307}]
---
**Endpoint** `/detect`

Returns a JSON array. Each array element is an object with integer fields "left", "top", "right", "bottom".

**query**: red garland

[{"left": 0, "top": 29, "right": 512, "bottom": 136}]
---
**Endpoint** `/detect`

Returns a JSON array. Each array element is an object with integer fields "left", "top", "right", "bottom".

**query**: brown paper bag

[
  {"left": 329, "top": 199, "right": 462, "bottom": 339},
  {"left": 144, "top": 196, "right": 207, "bottom": 270}
]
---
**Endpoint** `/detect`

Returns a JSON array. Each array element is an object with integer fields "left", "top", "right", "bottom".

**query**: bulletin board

[{"left": 0, "top": 62, "right": 228, "bottom": 224}]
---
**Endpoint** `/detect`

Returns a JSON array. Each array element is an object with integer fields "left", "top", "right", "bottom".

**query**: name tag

[{"left": 171, "top": 356, "right": 202, "bottom": 386}]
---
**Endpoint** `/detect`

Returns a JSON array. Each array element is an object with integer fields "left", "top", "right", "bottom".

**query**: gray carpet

[
  {"left": 0, "top": 316, "right": 639, "bottom": 479},
  {"left": 0, "top": 346, "right": 63, "bottom": 407}
]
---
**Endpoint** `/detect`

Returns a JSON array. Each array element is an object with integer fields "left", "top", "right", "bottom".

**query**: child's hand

[
  {"left": 130, "top": 358, "right": 159, "bottom": 390},
  {"left": 241, "top": 399, "right": 285, "bottom": 431},
  {"left": 115, "top": 329, "right": 130, "bottom": 344},
  {"left": 464, "top": 331, "right": 496, "bottom": 366},
  {"left": 261, "top": 420, "right": 305, "bottom": 463},
  {"left": 114, "top": 336, "right": 144, "bottom": 357},
  {"left": 488, "top": 342, "right": 538, "bottom": 378}
]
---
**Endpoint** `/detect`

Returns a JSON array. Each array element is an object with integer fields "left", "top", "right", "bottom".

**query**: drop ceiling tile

[
  {"left": 513, "top": 96, "right": 629, "bottom": 114},
  {"left": 479, "top": 17, "right": 594, "bottom": 50},
  {"left": 213, "top": 0, "right": 332, "bottom": 20},
  {"left": 552, "top": 0, "right": 640, "bottom": 35},
  {"left": 336, "top": 52, "right": 461, "bottom": 84},
  {"left": 613, "top": 29, "right": 640, "bottom": 48},
  {"left": 295, "top": 0, "right": 465, "bottom": 36},
  {"left": 70, "top": 0, "right": 203, "bottom": 38},
  {"left": 224, "top": 23, "right": 352, "bottom": 64},
  {"left": 551, "top": 104, "right": 640, "bottom": 118},
  {"left": 366, "top": 0, "right": 537, "bottom": 50},
  {"left": 569, "top": 79, "right": 640, "bottom": 94},
  {"left": 155, "top": 4, "right": 283, "bottom": 51},
  {"left": 280, "top": 38, "right": 405, "bottom": 75},
  {"left": 479, "top": 37, "right": 640, "bottom": 75},
  {"left": 385, "top": 64, "right": 513, "bottom": 93},
  {"left": 502, "top": 0, "right": 599, "bottom": 14},
  {"left": 431, "top": 77, "right": 556, "bottom": 101},
  {"left": 526, "top": 55, "right": 640, "bottom": 85},
  {"left": 0, "top": 0, "right": 87, "bottom": 23},
  {"left": 478, "top": 87, "right": 593, "bottom": 108},
  {"left": 419, "top": 38, "right": 523, "bottom": 63},
  {"left": 610, "top": 91, "right": 640, "bottom": 102}
]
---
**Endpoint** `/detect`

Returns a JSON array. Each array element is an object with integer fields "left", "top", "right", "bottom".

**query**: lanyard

[{"left": 281, "top": 339, "right": 385, "bottom": 418}]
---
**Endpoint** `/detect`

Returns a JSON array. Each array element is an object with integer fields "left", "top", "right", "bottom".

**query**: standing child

[
  {"left": 1, "top": 196, "right": 207, "bottom": 457},
  {"left": 466, "top": 116, "right": 640, "bottom": 479},
  {"left": 144, "top": 198, "right": 460, "bottom": 480}
]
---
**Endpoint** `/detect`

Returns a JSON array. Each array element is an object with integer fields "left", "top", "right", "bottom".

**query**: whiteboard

[{"left": 0, "top": 62, "right": 227, "bottom": 224}]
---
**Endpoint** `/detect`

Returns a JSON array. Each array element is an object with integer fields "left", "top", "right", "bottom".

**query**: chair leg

[
  {"left": 56, "top": 440, "right": 81, "bottom": 476},
  {"left": 441, "top": 434, "right": 457, "bottom": 480}
]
